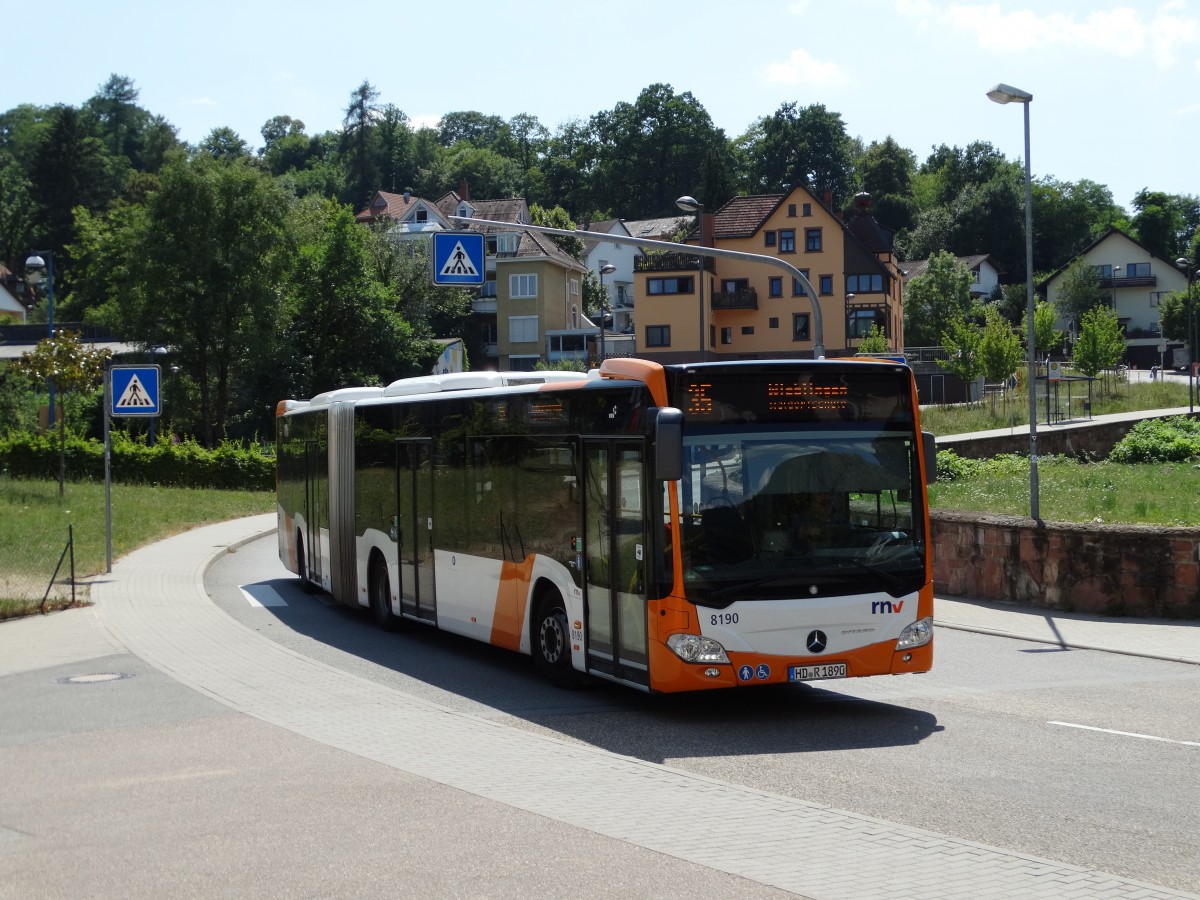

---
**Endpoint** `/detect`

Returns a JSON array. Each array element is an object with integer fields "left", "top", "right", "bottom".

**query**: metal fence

[{"left": 1, "top": 525, "right": 76, "bottom": 612}]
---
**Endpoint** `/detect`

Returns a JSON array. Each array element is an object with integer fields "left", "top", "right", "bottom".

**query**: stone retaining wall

[
  {"left": 931, "top": 411, "right": 1200, "bottom": 618},
  {"left": 930, "top": 511, "right": 1200, "bottom": 618}
]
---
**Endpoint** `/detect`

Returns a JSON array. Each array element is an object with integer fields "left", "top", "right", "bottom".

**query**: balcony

[
  {"left": 1102, "top": 274, "right": 1157, "bottom": 289},
  {"left": 710, "top": 288, "right": 758, "bottom": 311},
  {"left": 634, "top": 253, "right": 715, "bottom": 273}
]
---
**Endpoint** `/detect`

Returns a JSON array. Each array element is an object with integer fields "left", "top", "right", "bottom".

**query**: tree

[
  {"left": 529, "top": 203, "right": 583, "bottom": 258},
  {"left": 857, "top": 323, "right": 889, "bottom": 354},
  {"left": 197, "top": 126, "right": 251, "bottom": 161},
  {"left": 341, "top": 81, "right": 381, "bottom": 208},
  {"left": 938, "top": 317, "right": 983, "bottom": 398},
  {"left": 588, "top": 84, "right": 725, "bottom": 218},
  {"left": 978, "top": 308, "right": 1025, "bottom": 414},
  {"left": 1072, "top": 305, "right": 1125, "bottom": 380},
  {"left": 902, "top": 250, "right": 975, "bottom": 346},
  {"left": 739, "top": 102, "right": 855, "bottom": 204},
  {"left": 1158, "top": 283, "right": 1198, "bottom": 346},
  {"left": 85, "top": 154, "right": 291, "bottom": 445},
  {"left": 1054, "top": 258, "right": 1107, "bottom": 323},
  {"left": 8, "top": 331, "right": 110, "bottom": 495},
  {"left": 1023, "top": 300, "right": 1063, "bottom": 358},
  {"left": 855, "top": 136, "right": 916, "bottom": 231}
]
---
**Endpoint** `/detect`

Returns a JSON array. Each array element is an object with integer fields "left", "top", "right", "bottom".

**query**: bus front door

[
  {"left": 583, "top": 440, "right": 648, "bottom": 687},
  {"left": 396, "top": 439, "right": 436, "bottom": 622}
]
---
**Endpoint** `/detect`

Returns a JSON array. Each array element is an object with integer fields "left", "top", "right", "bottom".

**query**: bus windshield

[{"left": 677, "top": 427, "right": 925, "bottom": 605}]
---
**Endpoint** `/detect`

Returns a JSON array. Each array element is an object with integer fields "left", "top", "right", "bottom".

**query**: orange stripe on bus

[{"left": 491, "top": 557, "right": 536, "bottom": 651}]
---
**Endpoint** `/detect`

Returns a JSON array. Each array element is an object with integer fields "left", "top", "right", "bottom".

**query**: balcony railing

[
  {"left": 1102, "top": 274, "right": 1158, "bottom": 289},
  {"left": 710, "top": 288, "right": 758, "bottom": 311},
  {"left": 634, "top": 253, "right": 716, "bottom": 273}
]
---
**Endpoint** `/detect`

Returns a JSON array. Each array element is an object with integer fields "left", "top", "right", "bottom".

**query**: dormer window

[
  {"left": 457, "top": 203, "right": 473, "bottom": 218},
  {"left": 414, "top": 208, "right": 428, "bottom": 223},
  {"left": 496, "top": 233, "right": 518, "bottom": 254}
]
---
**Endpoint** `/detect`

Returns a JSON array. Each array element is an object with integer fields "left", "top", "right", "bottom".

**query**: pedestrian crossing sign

[
  {"left": 431, "top": 231, "right": 485, "bottom": 286},
  {"left": 110, "top": 365, "right": 161, "bottom": 417}
]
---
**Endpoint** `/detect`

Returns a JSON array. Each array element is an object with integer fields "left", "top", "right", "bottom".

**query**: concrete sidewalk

[{"left": 2, "top": 515, "right": 1197, "bottom": 899}]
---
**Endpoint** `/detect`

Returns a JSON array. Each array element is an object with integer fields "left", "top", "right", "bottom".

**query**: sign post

[{"left": 105, "top": 366, "right": 163, "bottom": 572}]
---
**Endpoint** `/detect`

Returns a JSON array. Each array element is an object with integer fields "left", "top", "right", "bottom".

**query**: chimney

[
  {"left": 823, "top": 190, "right": 833, "bottom": 207},
  {"left": 458, "top": 179, "right": 469, "bottom": 201},
  {"left": 699, "top": 211, "right": 713, "bottom": 248}
]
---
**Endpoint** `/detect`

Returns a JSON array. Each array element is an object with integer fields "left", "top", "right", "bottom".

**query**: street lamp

[
  {"left": 1176, "top": 257, "right": 1196, "bottom": 412},
  {"left": 675, "top": 195, "right": 706, "bottom": 361},
  {"left": 23, "top": 251, "right": 56, "bottom": 428},
  {"left": 597, "top": 262, "right": 616, "bottom": 363},
  {"left": 987, "top": 82, "right": 1040, "bottom": 521}
]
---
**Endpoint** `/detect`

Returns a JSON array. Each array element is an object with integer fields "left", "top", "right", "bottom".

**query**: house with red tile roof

[
  {"left": 356, "top": 183, "right": 588, "bottom": 370},
  {"left": 632, "top": 186, "right": 904, "bottom": 362}
]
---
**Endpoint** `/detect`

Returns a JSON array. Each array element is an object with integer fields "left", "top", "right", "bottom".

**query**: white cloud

[
  {"left": 409, "top": 113, "right": 441, "bottom": 131},
  {"left": 918, "top": 2, "right": 1199, "bottom": 65},
  {"left": 762, "top": 49, "right": 849, "bottom": 87}
]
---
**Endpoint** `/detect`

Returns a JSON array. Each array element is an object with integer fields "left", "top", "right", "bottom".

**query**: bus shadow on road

[{"left": 249, "top": 576, "right": 942, "bottom": 762}]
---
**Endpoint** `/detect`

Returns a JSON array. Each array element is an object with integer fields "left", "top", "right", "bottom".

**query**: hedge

[{"left": 0, "top": 432, "right": 274, "bottom": 491}]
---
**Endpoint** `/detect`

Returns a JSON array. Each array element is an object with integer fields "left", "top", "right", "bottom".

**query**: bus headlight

[
  {"left": 666, "top": 633, "right": 730, "bottom": 664},
  {"left": 896, "top": 616, "right": 933, "bottom": 650}
]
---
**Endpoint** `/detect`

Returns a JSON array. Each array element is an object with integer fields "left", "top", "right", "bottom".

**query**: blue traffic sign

[
  {"left": 110, "top": 365, "right": 161, "bottom": 417},
  {"left": 431, "top": 231, "right": 485, "bottom": 286}
]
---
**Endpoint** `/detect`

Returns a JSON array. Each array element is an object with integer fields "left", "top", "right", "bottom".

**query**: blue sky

[{"left": 5, "top": 0, "right": 1198, "bottom": 214}]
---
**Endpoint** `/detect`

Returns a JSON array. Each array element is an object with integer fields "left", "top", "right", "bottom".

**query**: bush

[
  {"left": 0, "top": 431, "right": 274, "bottom": 491},
  {"left": 1109, "top": 416, "right": 1200, "bottom": 464}
]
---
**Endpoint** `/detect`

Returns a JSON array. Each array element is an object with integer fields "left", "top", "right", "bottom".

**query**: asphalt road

[{"left": 212, "top": 536, "right": 1200, "bottom": 894}]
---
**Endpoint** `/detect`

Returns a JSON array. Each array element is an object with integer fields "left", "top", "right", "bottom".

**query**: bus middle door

[
  {"left": 582, "top": 439, "right": 648, "bottom": 687},
  {"left": 396, "top": 439, "right": 436, "bottom": 623}
]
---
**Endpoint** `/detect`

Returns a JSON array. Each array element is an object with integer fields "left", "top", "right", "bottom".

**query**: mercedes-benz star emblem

[{"left": 806, "top": 630, "right": 828, "bottom": 654}]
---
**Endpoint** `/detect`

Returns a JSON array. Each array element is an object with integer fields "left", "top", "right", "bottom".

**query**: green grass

[
  {"left": 919, "top": 379, "right": 1191, "bottom": 436},
  {"left": 929, "top": 456, "right": 1200, "bottom": 526},
  {"left": 0, "top": 476, "right": 273, "bottom": 619}
]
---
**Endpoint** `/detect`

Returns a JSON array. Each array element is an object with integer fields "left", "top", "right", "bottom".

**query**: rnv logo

[{"left": 871, "top": 600, "right": 905, "bottom": 614}]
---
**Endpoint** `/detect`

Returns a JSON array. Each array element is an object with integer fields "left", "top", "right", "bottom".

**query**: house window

[
  {"left": 1093, "top": 264, "right": 1115, "bottom": 278},
  {"left": 1127, "top": 262, "right": 1151, "bottom": 277},
  {"left": 570, "top": 279, "right": 579, "bottom": 295},
  {"left": 721, "top": 278, "right": 749, "bottom": 293},
  {"left": 646, "top": 325, "right": 671, "bottom": 347},
  {"left": 647, "top": 276, "right": 694, "bottom": 294},
  {"left": 848, "top": 308, "right": 885, "bottom": 338},
  {"left": 802, "top": 203, "right": 812, "bottom": 216},
  {"left": 793, "top": 269, "right": 810, "bottom": 296},
  {"left": 805, "top": 228, "right": 823, "bottom": 252},
  {"left": 720, "top": 327, "right": 733, "bottom": 345},
  {"left": 779, "top": 230, "right": 796, "bottom": 253},
  {"left": 414, "top": 208, "right": 427, "bottom": 223},
  {"left": 768, "top": 317, "right": 779, "bottom": 328},
  {"left": 496, "top": 233, "right": 518, "bottom": 254},
  {"left": 819, "top": 275, "right": 833, "bottom": 295},
  {"left": 509, "top": 315, "right": 539, "bottom": 343},
  {"left": 792, "top": 314, "right": 811, "bottom": 341},
  {"left": 510, "top": 273, "right": 538, "bottom": 298},
  {"left": 769, "top": 277, "right": 783, "bottom": 297},
  {"left": 741, "top": 325, "right": 755, "bottom": 335},
  {"left": 846, "top": 274, "right": 884, "bottom": 293},
  {"left": 764, "top": 231, "right": 776, "bottom": 248},
  {"left": 787, "top": 203, "right": 797, "bottom": 217}
]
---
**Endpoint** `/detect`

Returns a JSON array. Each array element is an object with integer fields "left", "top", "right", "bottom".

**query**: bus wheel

[
  {"left": 369, "top": 555, "right": 400, "bottom": 632},
  {"left": 296, "top": 531, "right": 315, "bottom": 594},
  {"left": 533, "top": 590, "right": 580, "bottom": 689}
]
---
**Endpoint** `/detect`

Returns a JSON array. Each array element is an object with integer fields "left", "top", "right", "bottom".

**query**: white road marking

[
  {"left": 240, "top": 585, "right": 288, "bottom": 608},
  {"left": 1049, "top": 721, "right": 1200, "bottom": 747}
]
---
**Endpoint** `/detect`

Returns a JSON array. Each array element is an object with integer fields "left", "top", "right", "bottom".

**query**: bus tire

[
  {"left": 296, "top": 531, "right": 316, "bottom": 594},
  {"left": 369, "top": 553, "right": 401, "bottom": 632},
  {"left": 532, "top": 588, "right": 580, "bottom": 689}
]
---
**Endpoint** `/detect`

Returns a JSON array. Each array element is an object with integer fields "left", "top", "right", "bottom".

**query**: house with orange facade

[{"left": 633, "top": 187, "right": 904, "bottom": 363}]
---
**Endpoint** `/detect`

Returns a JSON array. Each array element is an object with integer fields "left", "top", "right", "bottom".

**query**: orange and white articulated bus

[{"left": 276, "top": 358, "right": 935, "bottom": 693}]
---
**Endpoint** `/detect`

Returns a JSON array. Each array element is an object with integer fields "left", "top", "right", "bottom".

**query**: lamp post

[
  {"left": 1176, "top": 257, "right": 1196, "bottom": 412},
  {"left": 987, "top": 82, "right": 1040, "bottom": 521},
  {"left": 675, "top": 195, "right": 706, "bottom": 361},
  {"left": 23, "top": 251, "right": 56, "bottom": 428},
  {"left": 597, "top": 262, "right": 615, "bottom": 363}
]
